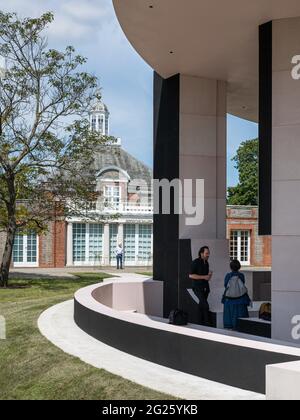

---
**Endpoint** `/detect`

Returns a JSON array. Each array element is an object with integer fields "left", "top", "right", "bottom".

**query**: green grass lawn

[{"left": 0, "top": 273, "right": 175, "bottom": 400}]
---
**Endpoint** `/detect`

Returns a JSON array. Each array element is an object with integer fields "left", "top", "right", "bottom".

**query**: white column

[
  {"left": 135, "top": 224, "right": 139, "bottom": 266},
  {"left": 118, "top": 223, "right": 124, "bottom": 266},
  {"left": 103, "top": 223, "right": 110, "bottom": 266},
  {"left": 66, "top": 223, "right": 73, "bottom": 267},
  {"left": 179, "top": 75, "right": 229, "bottom": 309},
  {"left": 150, "top": 224, "right": 154, "bottom": 268},
  {"left": 23, "top": 235, "right": 28, "bottom": 265},
  {"left": 272, "top": 17, "right": 300, "bottom": 342},
  {"left": 85, "top": 223, "right": 90, "bottom": 265}
]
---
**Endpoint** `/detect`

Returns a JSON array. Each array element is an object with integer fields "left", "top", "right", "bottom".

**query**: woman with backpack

[{"left": 222, "top": 260, "right": 251, "bottom": 330}]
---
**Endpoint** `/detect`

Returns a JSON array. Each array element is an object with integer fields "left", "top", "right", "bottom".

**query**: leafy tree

[
  {"left": 227, "top": 138, "right": 258, "bottom": 206},
  {"left": 0, "top": 12, "right": 113, "bottom": 287}
]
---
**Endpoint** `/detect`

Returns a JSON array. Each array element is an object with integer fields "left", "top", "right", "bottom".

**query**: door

[{"left": 13, "top": 231, "right": 39, "bottom": 267}]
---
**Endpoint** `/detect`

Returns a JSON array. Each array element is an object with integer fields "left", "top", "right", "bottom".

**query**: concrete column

[
  {"left": 135, "top": 224, "right": 139, "bottom": 266},
  {"left": 179, "top": 75, "right": 229, "bottom": 310},
  {"left": 103, "top": 223, "right": 110, "bottom": 266},
  {"left": 272, "top": 17, "right": 300, "bottom": 342},
  {"left": 150, "top": 225, "right": 154, "bottom": 268},
  {"left": 66, "top": 223, "right": 73, "bottom": 267},
  {"left": 118, "top": 223, "right": 124, "bottom": 266},
  {"left": 154, "top": 73, "right": 229, "bottom": 318}
]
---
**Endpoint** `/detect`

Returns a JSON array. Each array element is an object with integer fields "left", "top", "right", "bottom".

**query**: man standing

[
  {"left": 115, "top": 243, "right": 124, "bottom": 270},
  {"left": 189, "top": 246, "right": 213, "bottom": 326}
]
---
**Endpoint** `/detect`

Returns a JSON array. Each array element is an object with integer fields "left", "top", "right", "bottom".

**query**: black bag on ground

[{"left": 169, "top": 309, "right": 189, "bottom": 326}]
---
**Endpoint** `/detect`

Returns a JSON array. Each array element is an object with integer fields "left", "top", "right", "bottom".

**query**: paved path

[
  {"left": 38, "top": 299, "right": 265, "bottom": 400},
  {"left": 10, "top": 267, "right": 152, "bottom": 279}
]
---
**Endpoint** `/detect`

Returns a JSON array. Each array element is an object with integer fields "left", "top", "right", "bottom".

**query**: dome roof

[{"left": 90, "top": 92, "right": 110, "bottom": 114}]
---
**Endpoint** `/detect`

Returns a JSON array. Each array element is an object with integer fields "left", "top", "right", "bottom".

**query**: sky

[{"left": 0, "top": 0, "right": 258, "bottom": 187}]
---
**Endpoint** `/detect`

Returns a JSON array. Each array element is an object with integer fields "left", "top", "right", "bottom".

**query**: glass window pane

[
  {"left": 105, "top": 186, "right": 120, "bottom": 206},
  {"left": 13, "top": 232, "right": 24, "bottom": 263},
  {"left": 230, "top": 230, "right": 250, "bottom": 264},
  {"left": 89, "top": 224, "right": 103, "bottom": 263},
  {"left": 27, "top": 231, "right": 37, "bottom": 263},
  {"left": 73, "top": 224, "right": 86, "bottom": 263},
  {"left": 124, "top": 224, "right": 136, "bottom": 263},
  {"left": 109, "top": 224, "right": 118, "bottom": 261},
  {"left": 138, "top": 225, "right": 152, "bottom": 262}
]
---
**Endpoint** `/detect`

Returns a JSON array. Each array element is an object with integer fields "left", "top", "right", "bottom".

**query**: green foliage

[
  {"left": 227, "top": 138, "right": 258, "bottom": 206},
  {"left": 0, "top": 12, "right": 115, "bottom": 283},
  {"left": 0, "top": 12, "right": 114, "bottom": 231}
]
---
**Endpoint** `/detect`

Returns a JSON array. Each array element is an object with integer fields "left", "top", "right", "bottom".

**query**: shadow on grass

[
  {"left": 9, "top": 272, "right": 75, "bottom": 280},
  {"left": 2, "top": 272, "right": 115, "bottom": 293}
]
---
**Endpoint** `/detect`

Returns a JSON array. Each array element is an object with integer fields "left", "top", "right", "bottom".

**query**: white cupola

[{"left": 89, "top": 92, "right": 110, "bottom": 136}]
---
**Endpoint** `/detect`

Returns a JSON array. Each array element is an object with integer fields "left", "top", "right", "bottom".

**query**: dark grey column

[
  {"left": 153, "top": 72, "right": 180, "bottom": 317},
  {"left": 153, "top": 72, "right": 228, "bottom": 321},
  {"left": 259, "top": 21, "right": 272, "bottom": 236}
]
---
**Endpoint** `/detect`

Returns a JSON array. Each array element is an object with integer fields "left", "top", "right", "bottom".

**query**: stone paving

[{"left": 38, "top": 298, "right": 265, "bottom": 401}]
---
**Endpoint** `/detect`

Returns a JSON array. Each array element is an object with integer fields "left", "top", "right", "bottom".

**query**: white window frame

[
  {"left": 104, "top": 185, "right": 121, "bottom": 207},
  {"left": 13, "top": 232, "right": 39, "bottom": 268},
  {"left": 98, "top": 115, "right": 105, "bottom": 134},
  {"left": 91, "top": 115, "right": 97, "bottom": 131},
  {"left": 137, "top": 224, "right": 153, "bottom": 266},
  {"left": 73, "top": 223, "right": 104, "bottom": 266},
  {"left": 230, "top": 230, "right": 251, "bottom": 266},
  {"left": 124, "top": 224, "right": 137, "bottom": 264},
  {"left": 109, "top": 224, "right": 118, "bottom": 265}
]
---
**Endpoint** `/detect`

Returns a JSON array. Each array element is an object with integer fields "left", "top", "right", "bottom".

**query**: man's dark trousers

[
  {"left": 116, "top": 254, "right": 123, "bottom": 269},
  {"left": 193, "top": 286, "right": 210, "bottom": 326}
]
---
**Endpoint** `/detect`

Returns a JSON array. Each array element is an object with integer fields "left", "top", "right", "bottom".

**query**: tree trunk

[
  {"left": 0, "top": 221, "right": 16, "bottom": 288},
  {"left": 0, "top": 174, "right": 17, "bottom": 288}
]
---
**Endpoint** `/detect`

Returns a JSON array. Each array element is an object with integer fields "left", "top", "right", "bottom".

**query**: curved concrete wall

[
  {"left": 74, "top": 279, "right": 300, "bottom": 394},
  {"left": 91, "top": 280, "right": 163, "bottom": 317}
]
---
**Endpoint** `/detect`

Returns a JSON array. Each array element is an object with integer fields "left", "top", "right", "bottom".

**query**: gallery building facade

[
  {"left": 1, "top": 203, "right": 271, "bottom": 270},
  {"left": 0, "top": 101, "right": 272, "bottom": 271},
  {"left": 0, "top": 99, "right": 154, "bottom": 269}
]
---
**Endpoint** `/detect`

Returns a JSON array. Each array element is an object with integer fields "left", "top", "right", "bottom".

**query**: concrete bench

[
  {"left": 267, "top": 360, "right": 300, "bottom": 400},
  {"left": 187, "top": 289, "right": 262, "bottom": 329},
  {"left": 75, "top": 280, "right": 300, "bottom": 394},
  {"left": 237, "top": 317, "right": 271, "bottom": 338}
]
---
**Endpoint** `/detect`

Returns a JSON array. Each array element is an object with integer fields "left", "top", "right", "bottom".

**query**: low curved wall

[
  {"left": 91, "top": 279, "right": 163, "bottom": 317},
  {"left": 74, "top": 279, "right": 300, "bottom": 394}
]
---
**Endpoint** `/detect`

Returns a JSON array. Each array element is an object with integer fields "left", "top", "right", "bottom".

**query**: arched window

[{"left": 91, "top": 116, "right": 97, "bottom": 131}]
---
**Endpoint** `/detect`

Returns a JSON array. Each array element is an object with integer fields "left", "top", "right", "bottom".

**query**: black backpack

[{"left": 169, "top": 309, "right": 189, "bottom": 326}]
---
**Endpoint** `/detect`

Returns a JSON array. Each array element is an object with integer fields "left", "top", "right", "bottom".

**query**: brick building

[
  {"left": 227, "top": 206, "right": 271, "bottom": 268},
  {"left": 0, "top": 204, "right": 272, "bottom": 270},
  {"left": 0, "top": 98, "right": 153, "bottom": 269},
  {"left": 0, "top": 99, "right": 272, "bottom": 270}
]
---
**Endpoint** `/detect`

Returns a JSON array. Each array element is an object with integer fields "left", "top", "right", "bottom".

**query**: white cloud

[
  {"left": 0, "top": 0, "right": 114, "bottom": 43},
  {"left": 47, "top": 14, "right": 92, "bottom": 41},
  {"left": 0, "top": 0, "right": 154, "bottom": 167},
  {"left": 61, "top": 0, "right": 111, "bottom": 22},
  {"left": 47, "top": 0, "right": 114, "bottom": 42}
]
